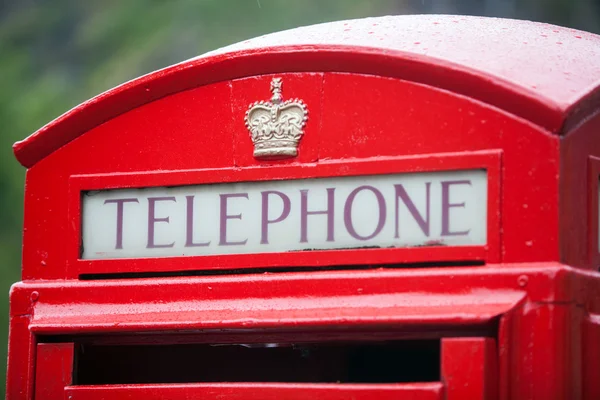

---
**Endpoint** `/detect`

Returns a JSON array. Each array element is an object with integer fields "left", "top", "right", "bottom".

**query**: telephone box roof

[{"left": 13, "top": 14, "right": 600, "bottom": 168}]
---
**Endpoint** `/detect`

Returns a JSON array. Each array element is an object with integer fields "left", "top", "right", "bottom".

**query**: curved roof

[{"left": 14, "top": 14, "right": 600, "bottom": 167}]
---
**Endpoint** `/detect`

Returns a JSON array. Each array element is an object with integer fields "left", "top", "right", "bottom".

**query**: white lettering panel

[{"left": 81, "top": 170, "right": 487, "bottom": 259}]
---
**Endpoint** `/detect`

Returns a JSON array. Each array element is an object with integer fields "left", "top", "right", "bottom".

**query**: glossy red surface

[
  {"left": 14, "top": 267, "right": 528, "bottom": 334},
  {"left": 441, "top": 338, "right": 497, "bottom": 400},
  {"left": 6, "top": 264, "right": 600, "bottom": 399},
  {"left": 560, "top": 113, "right": 600, "bottom": 268},
  {"left": 64, "top": 383, "right": 445, "bottom": 400},
  {"left": 22, "top": 71, "right": 556, "bottom": 280},
  {"left": 34, "top": 344, "right": 73, "bottom": 400},
  {"left": 583, "top": 315, "right": 600, "bottom": 399},
  {"left": 12, "top": 16, "right": 600, "bottom": 168},
  {"left": 7, "top": 14, "right": 600, "bottom": 400}
]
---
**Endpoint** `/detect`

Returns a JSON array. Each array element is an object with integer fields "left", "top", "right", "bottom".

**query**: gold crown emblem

[{"left": 245, "top": 78, "right": 308, "bottom": 160}]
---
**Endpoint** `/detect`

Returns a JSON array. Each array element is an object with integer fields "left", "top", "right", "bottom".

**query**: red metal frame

[
  {"left": 583, "top": 314, "right": 600, "bottom": 399},
  {"left": 588, "top": 156, "right": 600, "bottom": 268},
  {"left": 17, "top": 71, "right": 560, "bottom": 281},
  {"left": 64, "top": 383, "right": 445, "bottom": 400},
  {"left": 6, "top": 263, "right": 599, "bottom": 399},
  {"left": 67, "top": 150, "right": 501, "bottom": 276},
  {"left": 34, "top": 343, "right": 74, "bottom": 400},
  {"left": 441, "top": 338, "right": 497, "bottom": 400},
  {"left": 5, "top": 315, "right": 35, "bottom": 400},
  {"left": 22, "top": 265, "right": 527, "bottom": 335}
]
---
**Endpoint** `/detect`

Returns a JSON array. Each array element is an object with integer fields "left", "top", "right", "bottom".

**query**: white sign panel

[{"left": 81, "top": 170, "right": 487, "bottom": 259}]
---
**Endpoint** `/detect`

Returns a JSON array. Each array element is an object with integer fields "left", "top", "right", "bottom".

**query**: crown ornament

[{"left": 245, "top": 78, "right": 308, "bottom": 160}]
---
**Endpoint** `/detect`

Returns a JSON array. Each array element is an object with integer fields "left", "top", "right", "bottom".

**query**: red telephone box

[{"left": 7, "top": 15, "right": 600, "bottom": 399}]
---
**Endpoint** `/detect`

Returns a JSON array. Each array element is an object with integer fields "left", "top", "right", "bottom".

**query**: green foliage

[{"left": 0, "top": 0, "right": 598, "bottom": 395}]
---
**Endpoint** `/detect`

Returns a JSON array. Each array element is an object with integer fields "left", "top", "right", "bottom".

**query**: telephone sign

[{"left": 83, "top": 169, "right": 487, "bottom": 259}]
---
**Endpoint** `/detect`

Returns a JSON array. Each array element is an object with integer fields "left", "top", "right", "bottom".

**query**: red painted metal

[
  {"left": 8, "top": 264, "right": 598, "bottom": 399},
  {"left": 5, "top": 315, "right": 34, "bottom": 400},
  {"left": 64, "top": 383, "right": 444, "bottom": 400},
  {"left": 12, "top": 16, "right": 600, "bottom": 168},
  {"left": 561, "top": 124, "right": 600, "bottom": 269},
  {"left": 13, "top": 266, "right": 528, "bottom": 334},
  {"left": 583, "top": 315, "right": 600, "bottom": 400},
  {"left": 33, "top": 344, "right": 74, "bottom": 400},
  {"left": 7, "top": 14, "right": 600, "bottom": 400},
  {"left": 441, "top": 337, "right": 498, "bottom": 400},
  {"left": 22, "top": 70, "right": 556, "bottom": 280}
]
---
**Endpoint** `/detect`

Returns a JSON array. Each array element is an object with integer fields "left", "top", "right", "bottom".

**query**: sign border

[{"left": 67, "top": 150, "right": 502, "bottom": 277}]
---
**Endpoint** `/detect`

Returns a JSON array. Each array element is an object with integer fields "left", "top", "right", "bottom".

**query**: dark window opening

[{"left": 74, "top": 339, "right": 440, "bottom": 385}]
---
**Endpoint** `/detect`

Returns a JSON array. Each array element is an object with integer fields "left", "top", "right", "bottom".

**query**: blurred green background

[{"left": 1, "top": 0, "right": 599, "bottom": 395}]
